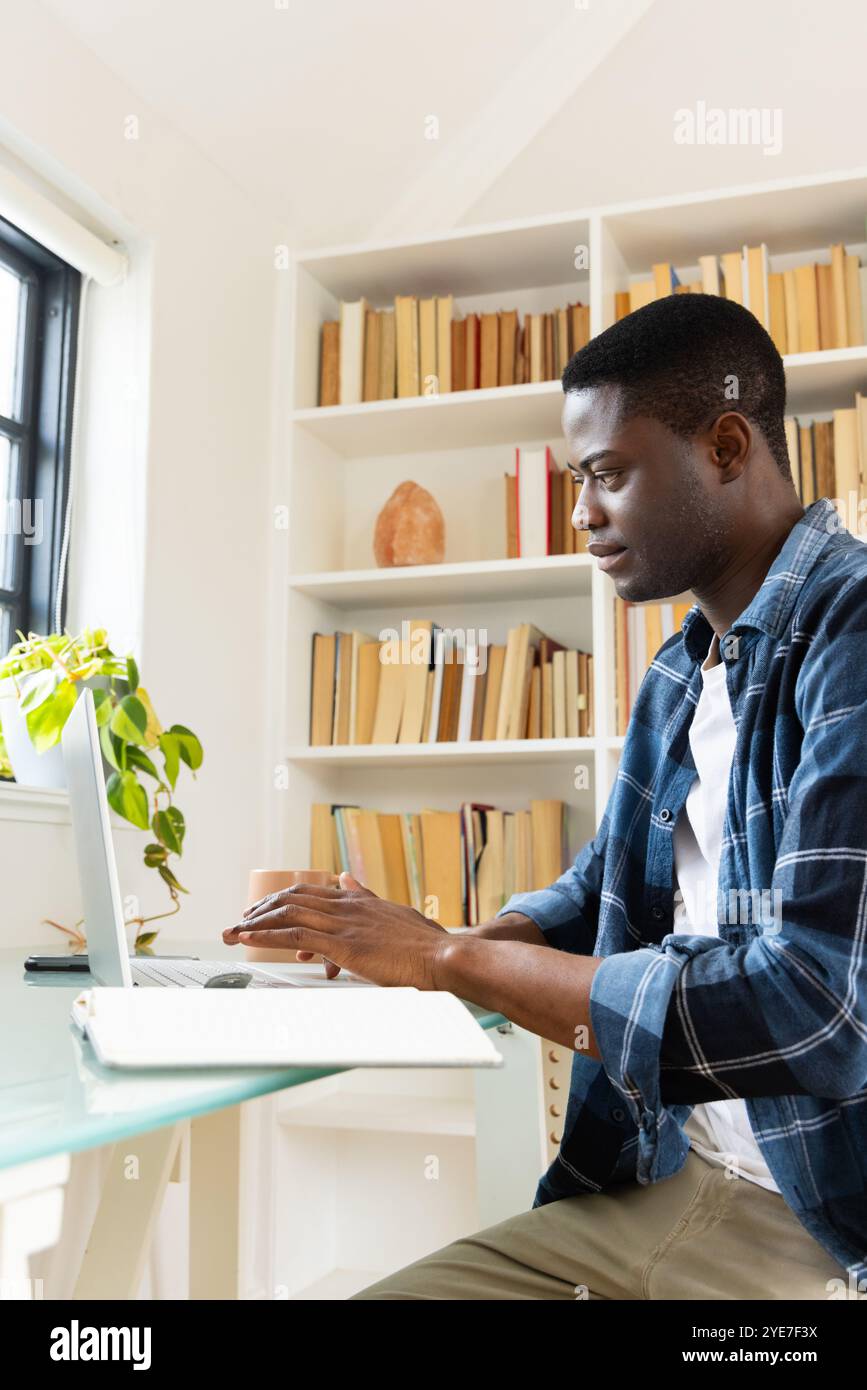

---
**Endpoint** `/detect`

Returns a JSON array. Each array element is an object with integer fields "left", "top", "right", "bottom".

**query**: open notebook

[{"left": 71, "top": 987, "right": 504, "bottom": 1070}]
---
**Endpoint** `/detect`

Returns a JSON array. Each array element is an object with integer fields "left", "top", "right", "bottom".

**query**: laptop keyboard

[{"left": 131, "top": 960, "right": 289, "bottom": 988}]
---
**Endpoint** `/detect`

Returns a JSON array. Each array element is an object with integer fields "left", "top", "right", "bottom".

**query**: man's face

[{"left": 562, "top": 384, "right": 730, "bottom": 603}]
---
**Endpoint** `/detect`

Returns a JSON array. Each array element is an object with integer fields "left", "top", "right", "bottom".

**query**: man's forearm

[
  {"left": 435, "top": 933, "right": 603, "bottom": 1059},
  {"left": 463, "top": 911, "right": 547, "bottom": 945}
]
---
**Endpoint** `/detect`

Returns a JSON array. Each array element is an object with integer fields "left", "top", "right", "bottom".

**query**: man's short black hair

[{"left": 561, "top": 293, "right": 791, "bottom": 479}]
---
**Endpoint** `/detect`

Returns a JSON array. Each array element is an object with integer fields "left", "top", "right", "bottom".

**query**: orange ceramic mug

[{"left": 243, "top": 868, "right": 340, "bottom": 964}]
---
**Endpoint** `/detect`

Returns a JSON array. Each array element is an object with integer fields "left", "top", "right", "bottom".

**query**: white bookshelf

[{"left": 260, "top": 164, "right": 867, "bottom": 1298}]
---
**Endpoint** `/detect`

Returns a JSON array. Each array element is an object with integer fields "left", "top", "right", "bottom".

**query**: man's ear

[{"left": 709, "top": 411, "right": 752, "bottom": 478}]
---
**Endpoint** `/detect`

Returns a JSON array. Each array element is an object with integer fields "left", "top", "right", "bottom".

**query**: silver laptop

[{"left": 61, "top": 688, "right": 354, "bottom": 989}]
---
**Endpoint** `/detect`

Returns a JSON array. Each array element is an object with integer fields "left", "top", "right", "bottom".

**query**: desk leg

[
  {"left": 0, "top": 1155, "right": 69, "bottom": 1297},
  {"left": 473, "top": 1023, "right": 546, "bottom": 1227},
  {"left": 73, "top": 1124, "right": 183, "bottom": 1300},
  {"left": 189, "top": 1104, "right": 242, "bottom": 1300}
]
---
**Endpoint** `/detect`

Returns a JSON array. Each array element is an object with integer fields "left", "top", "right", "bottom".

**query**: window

[{"left": 0, "top": 216, "right": 80, "bottom": 655}]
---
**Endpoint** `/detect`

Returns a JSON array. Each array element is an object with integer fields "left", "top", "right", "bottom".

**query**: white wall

[{"left": 0, "top": 2, "right": 281, "bottom": 946}]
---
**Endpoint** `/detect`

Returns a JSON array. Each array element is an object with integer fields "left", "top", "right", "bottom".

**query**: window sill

[{"left": 0, "top": 783, "right": 137, "bottom": 830}]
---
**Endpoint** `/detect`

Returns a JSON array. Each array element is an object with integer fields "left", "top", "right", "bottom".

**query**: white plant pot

[
  {"left": 0, "top": 691, "right": 66, "bottom": 787},
  {"left": 0, "top": 675, "right": 121, "bottom": 788}
]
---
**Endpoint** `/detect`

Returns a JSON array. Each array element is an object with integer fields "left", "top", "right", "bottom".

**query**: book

[
  {"left": 528, "top": 314, "right": 543, "bottom": 382},
  {"left": 480, "top": 312, "right": 499, "bottom": 389},
  {"left": 783, "top": 269, "right": 799, "bottom": 353},
  {"left": 332, "top": 631, "right": 353, "bottom": 744},
  {"left": 699, "top": 255, "right": 721, "bottom": 296},
  {"left": 798, "top": 422, "right": 816, "bottom": 504},
  {"left": 784, "top": 417, "right": 801, "bottom": 497},
  {"left": 419, "top": 297, "right": 438, "bottom": 395},
  {"left": 398, "top": 619, "right": 434, "bottom": 744},
  {"left": 816, "top": 263, "right": 834, "bottom": 350},
  {"left": 767, "top": 272, "right": 787, "bottom": 354},
  {"left": 830, "top": 244, "right": 849, "bottom": 350},
  {"left": 720, "top": 252, "right": 743, "bottom": 304},
  {"left": 629, "top": 279, "right": 655, "bottom": 312},
  {"left": 845, "top": 255, "right": 864, "bottom": 347},
  {"left": 310, "top": 633, "right": 337, "bottom": 745},
  {"left": 652, "top": 263, "right": 681, "bottom": 298},
  {"left": 362, "top": 309, "right": 381, "bottom": 402},
  {"left": 498, "top": 309, "right": 518, "bottom": 387},
  {"left": 516, "top": 445, "right": 553, "bottom": 557},
  {"left": 451, "top": 315, "right": 466, "bottom": 392},
  {"left": 745, "top": 245, "right": 769, "bottom": 329},
  {"left": 420, "top": 810, "right": 463, "bottom": 926},
  {"left": 395, "top": 294, "right": 420, "bottom": 397},
  {"left": 378, "top": 309, "right": 396, "bottom": 399},
  {"left": 481, "top": 646, "right": 506, "bottom": 740},
  {"left": 614, "top": 598, "right": 693, "bottom": 730},
  {"left": 352, "top": 641, "right": 381, "bottom": 744},
  {"left": 436, "top": 296, "right": 454, "bottom": 393},
  {"left": 464, "top": 313, "right": 480, "bottom": 389},
  {"left": 833, "top": 408, "right": 860, "bottom": 516},
  {"left": 318, "top": 320, "right": 340, "bottom": 406},
  {"left": 530, "top": 800, "right": 565, "bottom": 891},
  {"left": 813, "top": 420, "right": 834, "bottom": 498},
  {"left": 794, "top": 264, "right": 820, "bottom": 353},
  {"left": 338, "top": 298, "right": 368, "bottom": 404},
  {"left": 370, "top": 646, "right": 406, "bottom": 744}
]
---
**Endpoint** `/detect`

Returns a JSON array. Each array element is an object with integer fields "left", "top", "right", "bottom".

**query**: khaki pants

[{"left": 352, "top": 1151, "right": 846, "bottom": 1300}]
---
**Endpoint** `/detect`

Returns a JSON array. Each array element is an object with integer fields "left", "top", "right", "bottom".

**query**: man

[{"left": 225, "top": 293, "right": 867, "bottom": 1299}]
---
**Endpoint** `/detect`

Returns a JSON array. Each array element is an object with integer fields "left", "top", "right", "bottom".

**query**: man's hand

[{"left": 223, "top": 871, "right": 450, "bottom": 989}]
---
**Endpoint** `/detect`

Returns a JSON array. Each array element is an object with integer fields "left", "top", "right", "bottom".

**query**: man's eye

[{"left": 571, "top": 472, "right": 620, "bottom": 489}]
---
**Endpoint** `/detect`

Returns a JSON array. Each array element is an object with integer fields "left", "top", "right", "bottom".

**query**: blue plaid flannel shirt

[{"left": 497, "top": 496, "right": 867, "bottom": 1282}]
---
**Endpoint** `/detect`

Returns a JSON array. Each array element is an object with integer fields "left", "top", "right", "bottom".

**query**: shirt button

[
  {"left": 651, "top": 906, "right": 664, "bottom": 921},
  {"left": 659, "top": 808, "right": 671, "bottom": 822},
  {"left": 611, "top": 1107, "right": 625, "bottom": 1123}
]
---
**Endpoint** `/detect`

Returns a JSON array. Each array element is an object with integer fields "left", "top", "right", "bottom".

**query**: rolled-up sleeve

[
  {"left": 589, "top": 573, "right": 867, "bottom": 1181},
  {"left": 495, "top": 811, "right": 609, "bottom": 954}
]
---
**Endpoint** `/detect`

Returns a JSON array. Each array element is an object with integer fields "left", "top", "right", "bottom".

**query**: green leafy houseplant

[{"left": 0, "top": 628, "right": 203, "bottom": 949}]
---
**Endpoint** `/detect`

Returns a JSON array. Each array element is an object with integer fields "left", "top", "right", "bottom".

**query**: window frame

[{"left": 0, "top": 215, "right": 81, "bottom": 645}]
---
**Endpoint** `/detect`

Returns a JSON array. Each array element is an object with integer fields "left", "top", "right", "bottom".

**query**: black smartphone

[
  {"left": 24, "top": 955, "right": 91, "bottom": 971},
  {"left": 24, "top": 954, "right": 201, "bottom": 971}
]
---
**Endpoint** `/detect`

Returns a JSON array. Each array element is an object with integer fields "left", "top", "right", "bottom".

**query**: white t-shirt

[{"left": 671, "top": 631, "right": 781, "bottom": 1193}]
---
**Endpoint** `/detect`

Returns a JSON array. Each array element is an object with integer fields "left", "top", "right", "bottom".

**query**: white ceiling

[
  {"left": 463, "top": 0, "right": 867, "bottom": 226},
  {"left": 38, "top": 0, "right": 654, "bottom": 247},
  {"left": 38, "top": 0, "right": 867, "bottom": 250}
]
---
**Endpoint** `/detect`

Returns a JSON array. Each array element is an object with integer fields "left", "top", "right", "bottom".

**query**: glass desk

[
  {"left": 0, "top": 943, "right": 505, "bottom": 1169},
  {"left": 0, "top": 942, "right": 511, "bottom": 1298}
]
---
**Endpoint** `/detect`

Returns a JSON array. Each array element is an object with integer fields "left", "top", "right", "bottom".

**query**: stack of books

[
  {"left": 504, "top": 445, "right": 590, "bottom": 557},
  {"left": 318, "top": 296, "right": 591, "bottom": 405},
  {"left": 310, "top": 797, "right": 566, "bottom": 927},
  {"left": 614, "top": 243, "right": 866, "bottom": 354},
  {"left": 309, "top": 621, "right": 594, "bottom": 747},
  {"left": 784, "top": 394, "right": 867, "bottom": 508},
  {"left": 614, "top": 598, "right": 694, "bottom": 737}
]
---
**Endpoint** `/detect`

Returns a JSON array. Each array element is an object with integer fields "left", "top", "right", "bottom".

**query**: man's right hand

[{"left": 294, "top": 909, "right": 546, "bottom": 976}]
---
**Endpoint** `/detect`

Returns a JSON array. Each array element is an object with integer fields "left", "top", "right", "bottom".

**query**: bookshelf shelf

[
  {"left": 292, "top": 342, "right": 867, "bottom": 459},
  {"left": 289, "top": 554, "right": 593, "bottom": 607},
  {"left": 286, "top": 737, "right": 596, "bottom": 769},
  {"left": 277, "top": 1088, "right": 476, "bottom": 1136},
  {"left": 292, "top": 379, "right": 564, "bottom": 455},
  {"left": 781, "top": 347, "right": 867, "bottom": 412}
]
